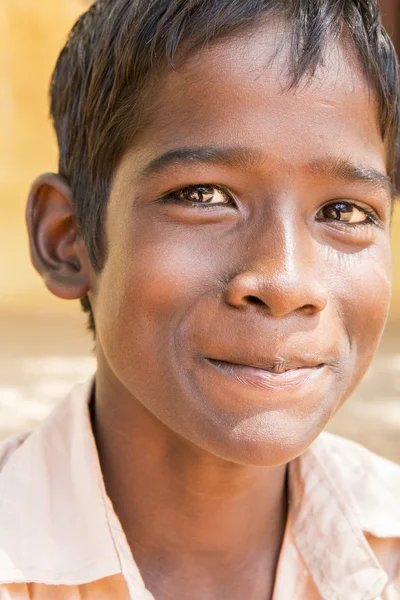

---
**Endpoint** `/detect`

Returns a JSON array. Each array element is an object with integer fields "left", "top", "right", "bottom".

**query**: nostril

[
  {"left": 301, "top": 304, "right": 317, "bottom": 314},
  {"left": 245, "top": 295, "right": 265, "bottom": 306}
]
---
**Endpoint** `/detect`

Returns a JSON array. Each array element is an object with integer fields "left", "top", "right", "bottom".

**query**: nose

[{"left": 225, "top": 225, "right": 328, "bottom": 318}]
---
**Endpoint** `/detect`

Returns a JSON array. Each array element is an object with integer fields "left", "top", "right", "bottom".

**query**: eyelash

[
  {"left": 158, "top": 184, "right": 381, "bottom": 226},
  {"left": 317, "top": 202, "right": 380, "bottom": 228},
  {"left": 158, "top": 184, "right": 233, "bottom": 209}
]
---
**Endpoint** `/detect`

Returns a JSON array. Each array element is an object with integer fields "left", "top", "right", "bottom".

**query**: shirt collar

[
  {"left": 0, "top": 376, "right": 122, "bottom": 586},
  {"left": 288, "top": 434, "right": 400, "bottom": 600},
  {"left": 0, "top": 377, "right": 399, "bottom": 599}
]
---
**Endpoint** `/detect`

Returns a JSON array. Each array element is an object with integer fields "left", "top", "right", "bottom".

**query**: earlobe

[{"left": 26, "top": 173, "right": 91, "bottom": 300}]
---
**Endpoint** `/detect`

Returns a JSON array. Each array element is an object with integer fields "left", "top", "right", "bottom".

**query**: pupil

[
  {"left": 186, "top": 186, "right": 213, "bottom": 203},
  {"left": 185, "top": 188, "right": 203, "bottom": 202},
  {"left": 326, "top": 203, "right": 352, "bottom": 220}
]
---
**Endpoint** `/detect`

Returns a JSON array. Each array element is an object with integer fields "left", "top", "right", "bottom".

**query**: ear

[{"left": 26, "top": 173, "right": 91, "bottom": 300}]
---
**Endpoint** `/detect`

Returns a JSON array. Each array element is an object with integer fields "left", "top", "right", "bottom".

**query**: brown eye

[
  {"left": 316, "top": 202, "right": 369, "bottom": 224},
  {"left": 175, "top": 185, "right": 232, "bottom": 205}
]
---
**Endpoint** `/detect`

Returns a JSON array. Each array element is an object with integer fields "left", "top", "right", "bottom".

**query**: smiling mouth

[{"left": 205, "top": 358, "right": 326, "bottom": 391}]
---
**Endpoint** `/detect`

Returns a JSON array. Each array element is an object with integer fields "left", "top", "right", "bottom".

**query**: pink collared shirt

[{"left": 0, "top": 377, "right": 399, "bottom": 599}]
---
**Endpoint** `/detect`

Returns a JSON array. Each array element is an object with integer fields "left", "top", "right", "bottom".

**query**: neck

[{"left": 93, "top": 368, "right": 288, "bottom": 600}]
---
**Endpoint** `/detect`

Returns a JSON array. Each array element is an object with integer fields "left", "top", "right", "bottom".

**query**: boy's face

[{"left": 90, "top": 26, "right": 392, "bottom": 465}]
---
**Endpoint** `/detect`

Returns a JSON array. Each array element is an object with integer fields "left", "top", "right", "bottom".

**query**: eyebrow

[
  {"left": 309, "top": 158, "right": 397, "bottom": 201},
  {"left": 139, "top": 146, "right": 397, "bottom": 200},
  {"left": 138, "top": 147, "right": 263, "bottom": 179}
]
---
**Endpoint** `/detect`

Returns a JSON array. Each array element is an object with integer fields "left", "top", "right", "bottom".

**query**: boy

[{"left": 0, "top": 0, "right": 399, "bottom": 598}]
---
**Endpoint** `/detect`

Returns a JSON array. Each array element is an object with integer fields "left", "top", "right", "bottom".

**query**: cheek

[
  {"left": 94, "top": 220, "right": 227, "bottom": 363},
  {"left": 332, "top": 243, "right": 391, "bottom": 376}
]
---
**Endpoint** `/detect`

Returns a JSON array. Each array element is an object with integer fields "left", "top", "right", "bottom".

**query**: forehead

[{"left": 127, "top": 21, "right": 386, "bottom": 179}]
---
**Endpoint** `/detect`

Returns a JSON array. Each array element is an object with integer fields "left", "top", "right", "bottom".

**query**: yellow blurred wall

[
  {"left": 0, "top": 0, "right": 90, "bottom": 315},
  {"left": 1, "top": 0, "right": 400, "bottom": 317}
]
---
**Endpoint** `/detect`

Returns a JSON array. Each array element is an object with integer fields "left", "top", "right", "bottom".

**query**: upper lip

[{"left": 206, "top": 357, "right": 325, "bottom": 374}]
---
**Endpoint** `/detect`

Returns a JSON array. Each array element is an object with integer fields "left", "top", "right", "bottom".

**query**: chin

[{"left": 189, "top": 411, "right": 330, "bottom": 468}]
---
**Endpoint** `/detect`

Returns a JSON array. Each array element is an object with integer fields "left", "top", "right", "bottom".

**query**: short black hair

[{"left": 50, "top": 0, "right": 400, "bottom": 334}]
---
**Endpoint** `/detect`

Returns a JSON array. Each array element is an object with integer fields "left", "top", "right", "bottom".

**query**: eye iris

[
  {"left": 324, "top": 202, "right": 354, "bottom": 222},
  {"left": 183, "top": 185, "right": 215, "bottom": 203}
]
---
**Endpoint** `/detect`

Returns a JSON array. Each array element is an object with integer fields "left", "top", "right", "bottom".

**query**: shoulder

[
  {"left": 0, "top": 431, "right": 32, "bottom": 472},
  {"left": 318, "top": 432, "right": 400, "bottom": 493},
  {"left": 295, "top": 433, "right": 400, "bottom": 596},
  {"left": 315, "top": 432, "right": 400, "bottom": 536}
]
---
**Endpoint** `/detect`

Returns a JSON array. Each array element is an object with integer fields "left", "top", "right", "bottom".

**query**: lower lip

[{"left": 205, "top": 359, "right": 325, "bottom": 391}]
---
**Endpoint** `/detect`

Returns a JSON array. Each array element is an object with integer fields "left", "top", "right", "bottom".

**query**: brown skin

[{"left": 27, "top": 25, "right": 392, "bottom": 600}]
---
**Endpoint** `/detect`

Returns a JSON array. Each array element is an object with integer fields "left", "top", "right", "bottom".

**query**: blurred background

[{"left": 0, "top": 0, "right": 399, "bottom": 460}]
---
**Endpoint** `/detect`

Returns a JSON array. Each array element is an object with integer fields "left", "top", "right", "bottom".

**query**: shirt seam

[{"left": 293, "top": 448, "right": 388, "bottom": 599}]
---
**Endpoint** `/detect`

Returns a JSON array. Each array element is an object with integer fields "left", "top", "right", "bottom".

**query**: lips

[
  {"left": 206, "top": 357, "right": 324, "bottom": 373},
  {"left": 204, "top": 358, "right": 326, "bottom": 391}
]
